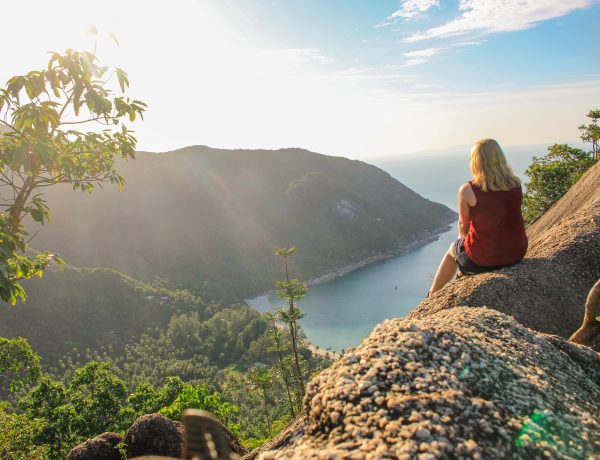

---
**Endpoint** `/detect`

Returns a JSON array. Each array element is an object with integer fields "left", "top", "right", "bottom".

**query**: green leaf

[
  {"left": 30, "top": 209, "right": 44, "bottom": 223},
  {"left": 109, "top": 32, "right": 120, "bottom": 46},
  {"left": 115, "top": 68, "right": 129, "bottom": 93}
]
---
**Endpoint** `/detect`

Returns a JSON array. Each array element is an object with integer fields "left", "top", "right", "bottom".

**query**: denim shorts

[{"left": 452, "top": 239, "right": 504, "bottom": 275}]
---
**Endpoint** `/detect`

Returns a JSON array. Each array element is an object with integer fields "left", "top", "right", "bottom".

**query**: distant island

[{"left": 28, "top": 146, "right": 456, "bottom": 302}]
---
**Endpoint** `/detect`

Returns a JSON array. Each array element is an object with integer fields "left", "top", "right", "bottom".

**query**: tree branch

[
  {"left": 60, "top": 115, "right": 118, "bottom": 126},
  {"left": 0, "top": 119, "right": 17, "bottom": 132}
]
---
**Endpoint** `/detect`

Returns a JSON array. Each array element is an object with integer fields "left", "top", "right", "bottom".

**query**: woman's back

[
  {"left": 464, "top": 181, "right": 527, "bottom": 267},
  {"left": 429, "top": 138, "right": 528, "bottom": 294}
]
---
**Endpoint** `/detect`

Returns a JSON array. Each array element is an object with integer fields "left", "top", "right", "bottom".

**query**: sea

[{"left": 246, "top": 145, "right": 543, "bottom": 351}]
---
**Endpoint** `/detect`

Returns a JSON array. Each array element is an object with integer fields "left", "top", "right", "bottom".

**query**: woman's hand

[{"left": 458, "top": 182, "right": 476, "bottom": 238}]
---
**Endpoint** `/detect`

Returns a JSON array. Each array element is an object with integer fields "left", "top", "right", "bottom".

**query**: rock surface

[
  {"left": 66, "top": 432, "right": 123, "bottom": 460},
  {"left": 125, "top": 414, "right": 183, "bottom": 458},
  {"left": 409, "top": 160, "right": 600, "bottom": 339},
  {"left": 254, "top": 307, "right": 600, "bottom": 459}
]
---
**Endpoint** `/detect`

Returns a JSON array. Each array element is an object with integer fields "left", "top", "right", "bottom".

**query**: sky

[{"left": 1, "top": 0, "right": 599, "bottom": 158}]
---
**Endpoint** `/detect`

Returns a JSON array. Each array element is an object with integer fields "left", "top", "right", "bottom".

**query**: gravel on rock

[{"left": 257, "top": 307, "right": 600, "bottom": 459}]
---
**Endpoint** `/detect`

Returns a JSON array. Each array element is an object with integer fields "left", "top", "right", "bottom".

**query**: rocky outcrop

[
  {"left": 68, "top": 413, "right": 249, "bottom": 459},
  {"left": 125, "top": 414, "right": 183, "bottom": 458},
  {"left": 409, "top": 160, "right": 600, "bottom": 338},
  {"left": 66, "top": 432, "right": 123, "bottom": 460},
  {"left": 254, "top": 307, "right": 600, "bottom": 459}
]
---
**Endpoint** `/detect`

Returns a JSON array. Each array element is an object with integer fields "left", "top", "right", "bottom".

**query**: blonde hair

[{"left": 470, "top": 139, "right": 521, "bottom": 192}]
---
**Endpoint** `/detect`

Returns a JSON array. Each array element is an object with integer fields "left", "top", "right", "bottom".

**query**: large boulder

[
  {"left": 67, "top": 432, "right": 123, "bottom": 460},
  {"left": 125, "top": 414, "right": 182, "bottom": 458},
  {"left": 254, "top": 307, "right": 600, "bottom": 459},
  {"left": 409, "top": 160, "right": 600, "bottom": 339}
]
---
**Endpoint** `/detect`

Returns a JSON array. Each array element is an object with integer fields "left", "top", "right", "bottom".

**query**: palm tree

[{"left": 274, "top": 246, "right": 295, "bottom": 282}]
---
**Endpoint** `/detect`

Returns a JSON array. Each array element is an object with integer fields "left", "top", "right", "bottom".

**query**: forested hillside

[
  {"left": 29, "top": 146, "right": 456, "bottom": 302},
  {"left": 0, "top": 262, "right": 331, "bottom": 455},
  {"left": 0, "top": 266, "right": 216, "bottom": 364}
]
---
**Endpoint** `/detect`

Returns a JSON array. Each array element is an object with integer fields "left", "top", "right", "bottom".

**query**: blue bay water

[
  {"left": 249, "top": 225, "right": 457, "bottom": 351},
  {"left": 247, "top": 146, "right": 540, "bottom": 351}
]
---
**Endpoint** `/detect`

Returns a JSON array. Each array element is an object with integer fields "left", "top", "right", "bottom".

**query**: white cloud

[
  {"left": 404, "top": 47, "right": 442, "bottom": 58},
  {"left": 403, "top": 47, "right": 442, "bottom": 66},
  {"left": 405, "top": 58, "right": 427, "bottom": 66},
  {"left": 411, "top": 83, "right": 444, "bottom": 89},
  {"left": 451, "top": 40, "right": 485, "bottom": 47},
  {"left": 405, "top": 0, "right": 594, "bottom": 42},
  {"left": 264, "top": 48, "right": 332, "bottom": 65},
  {"left": 389, "top": 0, "right": 440, "bottom": 21},
  {"left": 328, "top": 67, "right": 414, "bottom": 84},
  {"left": 374, "top": 21, "right": 394, "bottom": 28}
]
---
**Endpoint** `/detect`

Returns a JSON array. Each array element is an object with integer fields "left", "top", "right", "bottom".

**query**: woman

[{"left": 429, "top": 138, "right": 527, "bottom": 294}]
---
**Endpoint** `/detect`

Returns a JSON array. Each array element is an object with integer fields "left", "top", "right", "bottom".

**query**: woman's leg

[{"left": 429, "top": 243, "right": 458, "bottom": 294}]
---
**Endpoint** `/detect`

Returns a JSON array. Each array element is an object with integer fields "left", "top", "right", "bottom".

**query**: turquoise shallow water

[
  {"left": 247, "top": 224, "right": 457, "bottom": 351},
  {"left": 247, "top": 147, "right": 537, "bottom": 351}
]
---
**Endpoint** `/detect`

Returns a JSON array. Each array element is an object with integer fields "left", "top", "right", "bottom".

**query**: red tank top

[{"left": 463, "top": 180, "right": 528, "bottom": 267}]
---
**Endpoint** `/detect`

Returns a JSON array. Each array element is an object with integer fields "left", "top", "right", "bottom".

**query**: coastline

[
  {"left": 245, "top": 218, "right": 456, "bottom": 307},
  {"left": 305, "top": 219, "right": 455, "bottom": 287}
]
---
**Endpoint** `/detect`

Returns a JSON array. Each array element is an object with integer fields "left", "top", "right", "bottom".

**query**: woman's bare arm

[{"left": 458, "top": 183, "right": 476, "bottom": 238}]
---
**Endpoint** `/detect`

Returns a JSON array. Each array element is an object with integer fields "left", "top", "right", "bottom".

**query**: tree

[
  {"left": 522, "top": 109, "right": 599, "bottom": 224},
  {"left": 127, "top": 381, "right": 158, "bottom": 416},
  {"left": 67, "top": 361, "right": 128, "bottom": 437},
  {"left": 273, "top": 246, "right": 308, "bottom": 397},
  {"left": 579, "top": 109, "right": 600, "bottom": 160},
  {"left": 124, "top": 376, "right": 186, "bottom": 426},
  {"left": 0, "top": 49, "right": 146, "bottom": 304},
  {"left": 18, "top": 361, "right": 129, "bottom": 459},
  {"left": 522, "top": 144, "right": 595, "bottom": 223},
  {"left": 0, "top": 337, "right": 42, "bottom": 391},
  {"left": 0, "top": 401, "right": 48, "bottom": 459},
  {"left": 18, "top": 375, "right": 74, "bottom": 459},
  {"left": 159, "top": 383, "right": 239, "bottom": 435}
]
